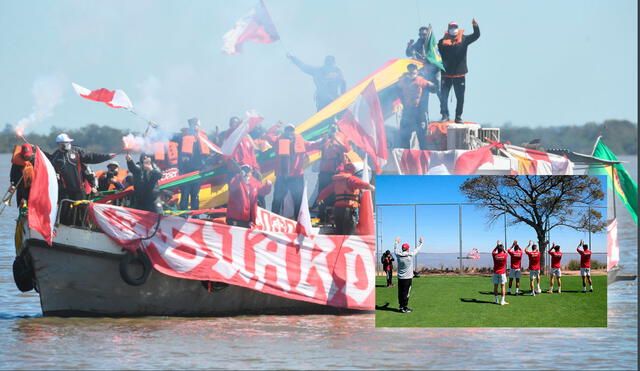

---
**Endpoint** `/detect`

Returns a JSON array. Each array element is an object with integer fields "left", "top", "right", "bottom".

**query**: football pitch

[{"left": 375, "top": 275, "right": 607, "bottom": 327}]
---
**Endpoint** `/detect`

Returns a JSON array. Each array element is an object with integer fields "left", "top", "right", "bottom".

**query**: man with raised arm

[
  {"left": 394, "top": 236, "right": 424, "bottom": 313},
  {"left": 577, "top": 239, "right": 594, "bottom": 293},
  {"left": 507, "top": 240, "right": 523, "bottom": 295},
  {"left": 492, "top": 241, "right": 509, "bottom": 305},
  {"left": 525, "top": 240, "right": 542, "bottom": 296},
  {"left": 547, "top": 243, "right": 563, "bottom": 294}
]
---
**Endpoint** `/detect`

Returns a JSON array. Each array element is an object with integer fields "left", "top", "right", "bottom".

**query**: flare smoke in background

[{"left": 16, "top": 74, "right": 67, "bottom": 132}]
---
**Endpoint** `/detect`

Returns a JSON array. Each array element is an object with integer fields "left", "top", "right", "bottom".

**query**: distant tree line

[
  {"left": 1, "top": 119, "right": 637, "bottom": 155},
  {"left": 498, "top": 119, "right": 637, "bottom": 155}
]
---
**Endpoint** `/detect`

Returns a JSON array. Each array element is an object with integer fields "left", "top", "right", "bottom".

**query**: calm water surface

[{"left": 0, "top": 154, "right": 636, "bottom": 369}]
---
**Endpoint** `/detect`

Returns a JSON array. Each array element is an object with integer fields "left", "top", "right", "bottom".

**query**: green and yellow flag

[
  {"left": 589, "top": 137, "right": 638, "bottom": 224},
  {"left": 423, "top": 25, "right": 445, "bottom": 71}
]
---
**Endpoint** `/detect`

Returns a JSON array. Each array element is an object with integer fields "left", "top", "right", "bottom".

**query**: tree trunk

[{"left": 536, "top": 230, "right": 548, "bottom": 275}]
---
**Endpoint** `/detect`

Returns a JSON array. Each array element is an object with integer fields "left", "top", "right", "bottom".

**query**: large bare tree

[{"left": 460, "top": 176, "right": 606, "bottom": 272}]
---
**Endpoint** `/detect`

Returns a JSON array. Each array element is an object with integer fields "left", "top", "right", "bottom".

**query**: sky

[
  {"left": 375, "top": 175, "right": 608, "bottom": 254},
  {"left": 0, "top": 0, "right": 637, "bottom": 138}
]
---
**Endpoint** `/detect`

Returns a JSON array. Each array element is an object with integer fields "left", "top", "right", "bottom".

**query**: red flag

[
  {"left": 337, "top": 81, "right": 388, "bottom": 173},
  {"left": 222, "top": 0, "right": 280, "bottom": 55},
  {"left": 27, "top": 147, "right": 59, "bottom": 245},
  {"left": 72, "top": 82, "right": 133, "bottom": 110}
]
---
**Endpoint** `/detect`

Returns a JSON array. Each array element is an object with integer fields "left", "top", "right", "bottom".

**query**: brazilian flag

[
  {"left": 422, "top": 25, "right": 445, "bottom": 71},
  {"left": 588, "top": 137, "right": 638, "bottom": 224}
]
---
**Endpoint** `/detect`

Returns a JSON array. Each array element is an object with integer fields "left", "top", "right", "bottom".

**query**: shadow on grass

[
  {"left": 375, "top": 302, "right": 402, "bottom": 312},
  {"left": 460, "top": 298, "right": 495, "bottom": 304}
]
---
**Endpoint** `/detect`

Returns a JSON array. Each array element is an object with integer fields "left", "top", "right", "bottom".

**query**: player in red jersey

[
  {"left": 547, "top": 243, "right": 563, "bottom": 293},
  {"left": 507, "top": 240, "right": 523, "bottom": 295},
  {"left": 525, "top": 240, "right": 542, "bottom": 296},
  {"left": 492, "top": 241, "right": 509, "bottom": 305},
  {"left": 577, "top": 239, "right": 593, "bottom": 292}
]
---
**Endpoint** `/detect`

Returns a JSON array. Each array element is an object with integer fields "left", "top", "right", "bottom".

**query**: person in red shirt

[
  {"left": 525, "top": 240, "right": 542, "bottom": 296},
  {"left": 577, "top": 239, "right": 594, "bottom": 292},
  {"left": 226, "top": 164, "right": 272, "bottom": 228},
  {"left": 547, "top": 243, "right": 563, "bottom": 293},
  {"left": 316, "top": 162, "right": 375, "bottom": 235},
  {"left": 491, "top": 241, "right": 509, "bottom": 305},
  {"left": 507, "top": 240, "right": 523, "bottom": 295}
]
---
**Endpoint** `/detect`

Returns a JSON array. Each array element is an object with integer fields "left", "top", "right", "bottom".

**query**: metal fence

[{"left": 375, "top": 202, "right": 607, "bottom": 274}]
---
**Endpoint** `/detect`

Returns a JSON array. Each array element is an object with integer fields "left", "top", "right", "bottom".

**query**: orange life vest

[
  {"left": 167, "top": 141, "right": 179, "bottom": 165},
  {"left": 11, "top": 145, "right": 34, "bottom": 189},
  {"left": 277, "top": 134, "right": 306, "bottom": 156},
  {"left": 333, "top": 173, "right": 361, "bottom": 209},
  {"left": 180, "top": 129, "right": 211, "bottom": 155},
  {"left": 95, "top": 169, "right": 128, "bottom": 190}
]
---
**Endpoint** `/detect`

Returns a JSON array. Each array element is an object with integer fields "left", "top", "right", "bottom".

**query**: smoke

[
  {"left": 122, "top": 133, "right": 156, "bottom": 154},
  {"left": 16, "top": 74, "right": 67, "bottom": 132}
]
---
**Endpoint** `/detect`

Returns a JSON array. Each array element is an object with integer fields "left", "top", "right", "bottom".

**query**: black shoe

[
  {"left": 440, "top": 115, "right": 450, "bottom": 122},
  {"left": 405, "top": 307, "right": 413, "bottom": 313},
  {"left": 400, "top": 307, "right": 407, "bottom": 313},
  {"left": 454, "top": 116, "right": 463, "bottom": 123}
]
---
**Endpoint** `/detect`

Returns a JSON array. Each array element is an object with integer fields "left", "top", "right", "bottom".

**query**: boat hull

[{"left": 26, "top": 226, "right": 359, "bottom": 317}]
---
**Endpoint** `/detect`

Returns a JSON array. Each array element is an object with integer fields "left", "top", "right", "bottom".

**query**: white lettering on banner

[
  {"left": 342, "top": 236, "right": 375, "bottom": 305},
  {"left": 295, "top": 236, "right": 334, "bottom": 300},
  {"left": 204, "top": 224, "right": 251, "bottom": 283},
  {"left": 152, "top": 219, "right": 205, "bottom": 273},
  {"left": 251, "top": 231, "right": 291, "bottom": 292}
]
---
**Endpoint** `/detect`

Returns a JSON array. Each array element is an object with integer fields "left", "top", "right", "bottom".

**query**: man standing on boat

[
  {"left": 406, "top": 25, "right": 444, "bottom": 123},
  {"left": 547, "top": 243, "right": 563, "bottom": 294},
  {"left": 577, "top": 239, "right": 594, "bottom": 292},
  {"left": 492, "top": 241, "right": 509, "bottom": 305},
  {"left": 394, "top": 236, "right": 424, "bottom": 313},
  {"left": 286, "top": 53, "right": 346, "bottom": 111},
  {"left": 125, "top": 153, "right": 163, "bottom": 213},
  {"left": 438, "top": 19, "right": 480, "bottom": 123},
  {"left": 315, "top": 161, "right": 374, "bottom": 235},
  {"left": 226, "top": 164, "right": 272, "bottom": 228},
  {"left": 48, "top": 133, "right": 116, "bottom": 201},
  {"left": 397, "top": 63, "right": 433, "bottom": 148},
  {"left": 507, "top": 240, "right": 523, "bottom": 295},
  {"left": 525, "top": 240, "right": 542, "bottom": 296},
  {"left": 9, "top": 143, "right": 35, "bottom": 208},
  {"left": 174, "top": 118, "right": 212, "bottom": 210}
]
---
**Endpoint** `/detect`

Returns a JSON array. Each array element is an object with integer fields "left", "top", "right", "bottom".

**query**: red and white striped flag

[
  {"left": 296, "top": 183, "right": 313, "bottom": 237},
  {"left": 72, "top": 82, "right": 133, "bottom": 110},
  {"left": 222, "top": 0, "right": 280, "bottom": 55},
  {"left": 27, "top": 147, "right": 58, "bottom": 245},
  {"left": 607, "top": 218, "right": 619, "bottom": 271},
  {"left": 337, "top": 80, "right": 388, "bottom": 173},
  {"left": 389, "top": 145, "right": 496, "bottom": 175},
  {"left": 502, "top": 144, "right": 573, "bottom": 175}
]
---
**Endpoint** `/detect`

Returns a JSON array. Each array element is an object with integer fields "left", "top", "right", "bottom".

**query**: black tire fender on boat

[
  {"left": 119, "top": 248, "right": 152, "bottom": 286},
  {"left": 12, "top": 254, "right": 34, "bottom": 292}
]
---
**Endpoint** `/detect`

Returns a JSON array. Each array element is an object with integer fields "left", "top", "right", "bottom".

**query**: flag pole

[{"left": 126, "top": 109, "right": 159, "bottom": 137}]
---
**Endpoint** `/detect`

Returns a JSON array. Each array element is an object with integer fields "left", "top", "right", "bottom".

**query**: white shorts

[
  {"left": 509, "top": 269, "right": 521, "bottom": 279},
  {"left": 492, "top": 273, "right": 507, "bottom": 285},
  {"left": 551, "top": 268, "right": 561, "bottom": 277},
  {"left": 529, "top": 270, "right": 540, "bottom": 279},
  {"left": 580, "top": 268, "right": 591, "bottom": 276}
]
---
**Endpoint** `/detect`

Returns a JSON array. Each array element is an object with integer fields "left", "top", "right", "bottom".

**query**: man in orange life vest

[
  {"left": 313, "top": 123, "right": 350, "bottom": 223},
  {"left": 220, "top": 116, "right": 260, "bottom": 177},
  {"left": 267, "top": 123, "right": 314, "bottom": 217},
  {"left": 226, "top": 164, "right": 272, "bottom": 228},
  {"left": 315, "top": 162, "right": 375, "bottom": 235},
  {"left": 174, "top": 117, "right": 213, "bottom": 210},
  {"left": 438, "top": 19, "right": 480, "bottom": 123},
  {"left": 397, "top": 63, "right": 434, "bottom": 149},
  {"left": 9, "top": 143, "right": 36, "bottom": 208},
  {"left": 97, "top": 160, "right": 126, "bottom": 192}
]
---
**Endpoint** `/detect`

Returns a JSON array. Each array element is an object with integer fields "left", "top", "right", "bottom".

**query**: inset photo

[{"left": 375, "top": 175, "right": 608, "bottom": 327}]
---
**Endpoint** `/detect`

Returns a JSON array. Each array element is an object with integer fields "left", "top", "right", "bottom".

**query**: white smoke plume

[{"left": 16, "top": 74, "right": 67, "bottom": 132}]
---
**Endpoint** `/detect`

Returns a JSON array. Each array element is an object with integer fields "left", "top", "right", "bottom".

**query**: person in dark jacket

[
  {"left": 126, "top": 153, "right": 163, "bottom": 213},
  {"left": 396, "top": 64, "right": 434, "bottom": 148},
  {"left": 174, "top": 117, "right": 213, "bottom": 210},
  {"left": 287, "top": 53, "right": 346, "bottom": 111},
  {"left": 47, "top": 133, "right": 115, "bottom": 201},
  {"left": 9, "top": 143, "right": 35, "bottom": 208},
  {"left": 381, "top": 250, "right": 395, "bottom": 287},
  {"left": 438, "top": 19, "right": 480, "bottom": 123}
]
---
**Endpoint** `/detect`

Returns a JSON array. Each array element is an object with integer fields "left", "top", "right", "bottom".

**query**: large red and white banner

[
  {"left": 385, "top": 145, "right": 496, "bottom": 175},
  {"left": 28, "top": 147, "right": 58, "bottom": 245},
  {"left": 90, "top": 203, "right": 374, "bottom": 310}
]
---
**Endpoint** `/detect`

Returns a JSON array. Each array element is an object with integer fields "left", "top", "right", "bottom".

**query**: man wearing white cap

[
  {"left": 437, "top": 19, "right": 480, "bottom": 123},
  {"left": 48, "top": 133, "right": 116, "bottom": 201}
]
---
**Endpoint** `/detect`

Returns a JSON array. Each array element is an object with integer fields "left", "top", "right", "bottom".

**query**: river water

[{"left": 0, "top": 153, "right": 636, "bottom": 369}]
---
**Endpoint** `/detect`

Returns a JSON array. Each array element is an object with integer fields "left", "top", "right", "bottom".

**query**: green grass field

[{"left": 375, "top": 275, "right": 607, "bottom": 327}]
